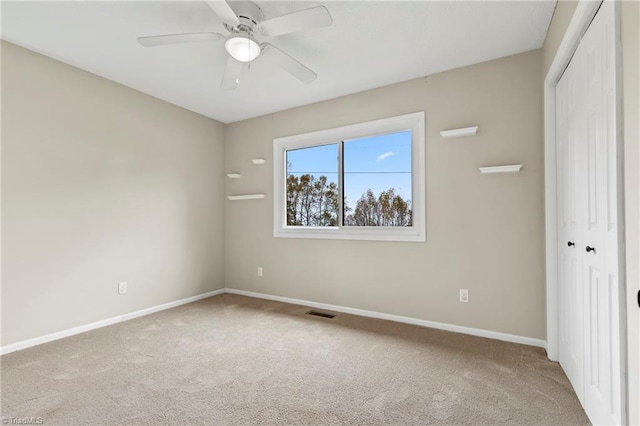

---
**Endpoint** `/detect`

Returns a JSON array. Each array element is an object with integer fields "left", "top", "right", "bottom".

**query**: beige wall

[
  {"left": 542, "top": 0, "right": 579, "bottom": 75},
  {"left": 225, "top": 50, "right": 546, "bottom": 340},
  {"left": 1, "top": 42, "right": 226, "bottom": 346},
  {"left": 622, "top": 1, "right": 640, "bottom": 423},
  {"left": 542, "top": 1, "right": 640, "bottom": 422}
]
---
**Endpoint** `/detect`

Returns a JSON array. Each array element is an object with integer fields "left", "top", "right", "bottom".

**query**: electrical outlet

[
  {"left": 257, "top": 267, "right": 263, "bottom": 277},
  {"left": 459, "top": 289, "right": 469, "bottom": 303},
  {"left": 118, "top": 281, "right": 127, "bottom": 295}
]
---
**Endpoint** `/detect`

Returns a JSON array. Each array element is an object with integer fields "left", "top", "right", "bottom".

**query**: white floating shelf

[
  {"left": 227, "top": 173, "right": 241, "bottom": 179},
  {"left": 251, "top": 158, "right": 266, "bottom": 165},
  {"left": 227, "top": 194, "right": 266, "bottom": 201},
  {"left": 479, "top": 164, "right": 523, "bottom": 174},
  {"left": 440, "top": 126, "right": 479, "bottom": 139}
]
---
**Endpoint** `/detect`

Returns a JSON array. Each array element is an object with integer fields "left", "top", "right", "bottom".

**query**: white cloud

[{"left": 376, "top": 151, "right": 396, "bottom": 162}]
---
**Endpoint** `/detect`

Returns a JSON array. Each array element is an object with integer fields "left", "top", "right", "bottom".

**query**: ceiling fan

[{"left": 137, "top": 1, "right": 332, "bottom": 90}]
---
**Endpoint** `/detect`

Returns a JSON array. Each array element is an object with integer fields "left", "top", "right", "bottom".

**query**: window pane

[
  {"left": 286, "top": 144, "right": 339, "bottom": 227},
  {"left": 343, "top": 131, "right": 412, "bottom": 227}
]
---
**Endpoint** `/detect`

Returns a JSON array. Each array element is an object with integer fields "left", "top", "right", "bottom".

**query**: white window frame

[{"left": 273, "top": 111, "right": 425, "bottom": 242}]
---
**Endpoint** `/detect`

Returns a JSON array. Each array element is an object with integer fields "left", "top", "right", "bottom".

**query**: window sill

[{"left": 274, "top": 227, "right": 425, "bottom": 242}]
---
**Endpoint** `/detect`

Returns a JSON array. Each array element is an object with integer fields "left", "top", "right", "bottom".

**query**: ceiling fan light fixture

[{"left": 225, "top": 35, "right": 261, "bottom": 62}]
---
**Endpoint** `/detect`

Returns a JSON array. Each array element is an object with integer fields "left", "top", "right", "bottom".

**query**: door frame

[{"left": 543, "top": 0, "right": 627, "bottom": 421}]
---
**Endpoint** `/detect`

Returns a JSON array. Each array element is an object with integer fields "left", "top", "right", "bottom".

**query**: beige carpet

[{"left": 1, "top": 294, "right": 589, "bottom": 425}]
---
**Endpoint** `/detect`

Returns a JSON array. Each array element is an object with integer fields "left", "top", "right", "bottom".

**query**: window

[{"left": 273, "top": 111, "right": 425, "bottom": 242}]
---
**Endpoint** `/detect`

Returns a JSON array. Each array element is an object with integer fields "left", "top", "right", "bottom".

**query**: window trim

[{"left": 273, "top": 111, "right": 425, "bottom": 242}]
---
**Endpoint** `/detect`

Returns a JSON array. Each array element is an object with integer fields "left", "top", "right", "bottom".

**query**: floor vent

[{"left": 306, "top": 310, "right": 335, "bottom": 319}]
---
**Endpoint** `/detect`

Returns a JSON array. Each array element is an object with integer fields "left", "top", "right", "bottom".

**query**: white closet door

[
  {"left": 579, "top": 1, "right": 622, "bottom": 424},
  {"left": 556, "top": 2, "right": 622, "bottom": 424},
  {"left": 556, "top": 48, "right": 585, "bottom": 404}
]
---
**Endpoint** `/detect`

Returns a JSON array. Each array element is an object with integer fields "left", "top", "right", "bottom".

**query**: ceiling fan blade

[
  {"left": 206, "top": 1, "right": 239, "bottom": 26},
  {"left": 221, "top": 55, "right": 243, "bottom": 90},
  {"left": 260, "top": 5, "right": 332, "bottom": 37},
  {"left": 137, "top": 32, "right": 223, "bottom": 47},
  {"left": 261, "top": 43, "right": 317, "bottom": 84}
]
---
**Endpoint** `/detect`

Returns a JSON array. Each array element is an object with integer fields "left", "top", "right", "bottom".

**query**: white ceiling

[{"left": 1, "top": 1, "right": 555, "bottom": 123}]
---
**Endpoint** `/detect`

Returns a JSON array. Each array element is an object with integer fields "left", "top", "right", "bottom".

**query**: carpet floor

[{"left": 1, "top": 294, "right": 590, "bottom": 425}]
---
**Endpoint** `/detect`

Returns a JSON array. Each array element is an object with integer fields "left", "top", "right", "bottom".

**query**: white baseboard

[
  {"left": 1, "top": 287, "right": 546, "bottom": 355},
  {"left": 0, "top": 289, "right": 225, "bottom": 355},
  {"left": 224, "top": 288, "right": 547, "bottom": 349}
]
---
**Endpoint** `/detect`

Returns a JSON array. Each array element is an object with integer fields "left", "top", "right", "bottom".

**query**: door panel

[
  {"left": 586, "top": 106, "right": 601, "bottom": 231},
  {"left": 580, "top": 2, "right": 621, "bottom": 424},
  {"left": 557, "top": 51, "right": 585, "bottom": 403}
]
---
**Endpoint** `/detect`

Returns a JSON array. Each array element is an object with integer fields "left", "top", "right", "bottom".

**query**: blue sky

[{"left": 286, "top": 131, "right": 412, "bottom": 209}]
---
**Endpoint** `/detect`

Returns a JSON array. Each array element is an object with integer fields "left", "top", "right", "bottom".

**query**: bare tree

[
  {"left": 286, "top": 167, "right": 411, "bottom": 227},
  {"left": 345, "top": 188, "right": 412, "bottom": 227}
]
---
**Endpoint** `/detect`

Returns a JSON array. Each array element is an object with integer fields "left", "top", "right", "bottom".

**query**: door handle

[
  {"left": 586, "top": 246, "right": 596, "bottom": 253},
  {"left": 568, "top": 241, "right": 575, "bottom": 247}
]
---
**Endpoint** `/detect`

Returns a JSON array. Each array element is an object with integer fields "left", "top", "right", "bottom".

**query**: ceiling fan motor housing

[{"left": 225, "top": 1, "right": 263, "bottom": 35}]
